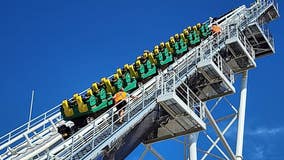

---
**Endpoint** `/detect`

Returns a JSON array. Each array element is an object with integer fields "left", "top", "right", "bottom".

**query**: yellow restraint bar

[
  {"left": 117, "top": 68, "right": 123, "bottom": 77},
  {"left": 180, "top": 33, "right": 187, "bottom": 44},
  {"left": 166, "top": 42, "right": 174, "bottom": 53},
  {"left": 86, "top": 89, "right": 93, "bottom": 96},
  {"left": 125, "top": 64, "right": 138, "bottom": 78},
  {"left": 73, "top": 94, "right": 88, "bottom": 113},
  {"left": 101, "top": 77, "right": 116, "bottom": 94},
  {"left": 147, "top": 52, "right": 157, "bottom": 64},
  {"left": 92, "top": 83, "right": 99, "bottom": 93},
  {"left": 61, "top": 100, "right": 74, "bottom": 117}
]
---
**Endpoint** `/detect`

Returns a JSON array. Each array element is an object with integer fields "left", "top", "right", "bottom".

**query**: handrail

[
  {"left": 161, "top": 70, "right": 204, "bottom": 119},
  {"left": 247, "top": 0, "right": 278, "bottom": 25},
  {"left": 0, "top": 105, "right": 60, "bottom": 151},
  {"left": 0, "top": 87, "right": 90, "bottom": 154}
]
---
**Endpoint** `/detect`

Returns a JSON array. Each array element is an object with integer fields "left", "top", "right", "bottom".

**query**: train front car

[{"left": 59, "top": 82, "right": 114, "bottom": 137}]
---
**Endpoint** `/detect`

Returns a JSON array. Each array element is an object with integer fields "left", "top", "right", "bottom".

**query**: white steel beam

[
  {"left": 204, "top": 106, "right": 236, "bottom": 160},
  {"left": 201, "top": 114, "right": 237, "bottom": 160},
  {"left": 203, "top": 133, "right": 229, "bottom": 160},
  {"left": 236, "top": 71, "right": 248, "bottom": 160}
]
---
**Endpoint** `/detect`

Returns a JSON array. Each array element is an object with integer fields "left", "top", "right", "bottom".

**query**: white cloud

[
  {"left": 254, "top": 146, "right": 265, "bottom": 160},
  {"left": 221, "top": 126, "right": 283, "bottom": 140},
  {"left": 247, "top": 127, "right": 284, "bottom": 136},
  {"left": 242, "top": 126, "right": 284, "bottom": 160}
]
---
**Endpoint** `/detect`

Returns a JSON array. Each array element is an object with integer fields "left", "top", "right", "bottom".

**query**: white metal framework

[{"left": 0, "top": 0, "right": 279, "bottom": 159}]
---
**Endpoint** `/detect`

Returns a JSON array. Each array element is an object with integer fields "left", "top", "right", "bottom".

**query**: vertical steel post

[
  {"left": 127, "top": 102, "right": 130, "bottom": 121},
  {"left": 27, "top": 90, "right": 35, "bottom": 130},
  {"left": 188, "top": 133, "right": 198, "bottom": 160},
  {"left": 92, "top": 125, "right": 95, "bottom": 148},
  {"left": 43, "top": 113, "right": 47, "bottom": 130},
  {"left": 187, "top": 86, "right": 189, "bottom": 108},
  {"left": 71, "top": 136, "right": 74, "bottom": 160},
  {"left": 111, "top": 108, "right": 114, "bottom": 133},
  {"left": 142, "top": 86, "right": 145, "bottom": 108},
  {"left": 236, "top": 71, "right": 248, "bottom": 160}
]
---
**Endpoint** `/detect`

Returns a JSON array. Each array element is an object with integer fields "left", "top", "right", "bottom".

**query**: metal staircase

[{"left": 0, "top": 0, "right": 279, "bottom": 159}]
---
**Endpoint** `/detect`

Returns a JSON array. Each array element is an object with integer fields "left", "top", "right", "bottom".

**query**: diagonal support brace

[{"left": 204, "top": 106, "right": 236, "bottom": 160}]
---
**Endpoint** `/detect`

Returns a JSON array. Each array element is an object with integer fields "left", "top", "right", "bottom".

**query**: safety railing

[
  {"left": 239, "top": 29, "right": 255, "bottom": 58},
  {"left": 247, "top": 0, "right": 278, "bottom": 24},
  {"left": 197, "top": 26, "right": 235, "bottom": 83},
  {"left": 260, "top": 24, "right": 275, "bottom": 48},
  {"left": 160, "top": 71, "right": 205, "bottom": 120},
  {"left": 234, "top": 25, "right": 255, "bottom": 59},
  {"left": 214, "top": 21, "right": 256, "bottom": 75},
  {"left": 237, "top": 0, "right": 277, "bottom": 53},
  {"left": 214, "top": 53, "right": 234, "bottom": 83},
  {"left": 224, "top": 22, "right": 255, "bottom": 60},
  {"left": 259, "top": 0, "right": 278, "bottom": 14},
  {"left": 0, "top": 105, "right": 61, "bottom": 154},
  {"left": 52, "top": 76, "right": 161, "bottom": 159},
  {"left": 238, "top": 4, "right": 275, "bottom": 53},
  {"left": 0, "top": 87, "right": 92, "bottom": 158},
  {"left": 238, "top": 14, "right": 275, "bottom": 56}
]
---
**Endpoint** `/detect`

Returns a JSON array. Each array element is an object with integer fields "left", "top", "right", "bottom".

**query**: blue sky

[{"left": 0, "top": 0, "right": 283, "bottom": 159}]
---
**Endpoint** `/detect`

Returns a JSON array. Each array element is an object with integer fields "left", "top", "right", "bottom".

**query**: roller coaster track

[{"left": 0, "top": 0, "right": 279, "bottom": 159}]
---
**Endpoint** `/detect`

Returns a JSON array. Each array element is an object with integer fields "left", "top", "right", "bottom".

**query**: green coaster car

[
  {"left": 170, "top": 34, "right": 188, "bottom": 56},
  {"left": 135, "top": 51, "right": 157, "bottom": 80},
  {"left": 199, "top": 23, "right": 211, "bottom": 38},
  {"left": 153, "top": 42, "right": 173, "bottom": 67},
  {"left": 188, "top": 26, "right": 201, "bottom": 46},
  {"left": 61, "top": 83, "right": 113, "bottom": 121}
]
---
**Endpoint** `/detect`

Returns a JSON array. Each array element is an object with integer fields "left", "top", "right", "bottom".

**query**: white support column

[
  {"left": 188, "top": 133, "right": 199, "bottom": 160},
  {"left": 236, "top": 71, "right": 248, "bottom": 160}
]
